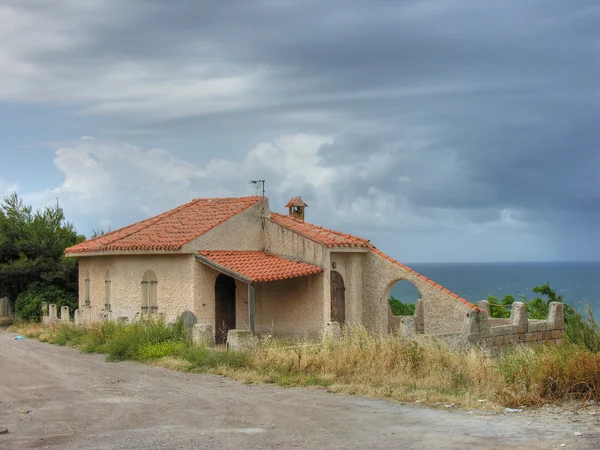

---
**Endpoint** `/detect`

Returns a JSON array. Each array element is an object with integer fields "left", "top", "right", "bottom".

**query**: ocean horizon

[{"left": 389, "top": 261, "right": 600, "bottom": 319}]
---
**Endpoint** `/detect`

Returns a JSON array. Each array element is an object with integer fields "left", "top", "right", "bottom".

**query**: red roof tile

[
  {"left": 269, "top": 213, "right": 371, "bottom": 248},
  {"left": 285, "top": 196, "right": 308, "bottom": 208},
  {"left": 66, "top": 197, "right": 261, "bottom": 254},
  {"left": 197, "top": 251, "right": 324, "bottom": 282}
]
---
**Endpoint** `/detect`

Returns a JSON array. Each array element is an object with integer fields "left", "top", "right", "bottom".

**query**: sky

[{"left": 0, "top": 0, "right": 598, "bottom": 263}]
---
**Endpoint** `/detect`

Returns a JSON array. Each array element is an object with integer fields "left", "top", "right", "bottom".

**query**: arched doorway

[
  {"left": 330, "top": 270, "right": 345, "bottom": 323},
  {"left": 215, "top": 274, "right": 236, "bottom": 344}
]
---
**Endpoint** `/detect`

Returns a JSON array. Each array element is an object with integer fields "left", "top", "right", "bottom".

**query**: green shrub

[
  {"left": 15, "top": 282, "right": 77, "bottom": 322},
  {"left": 388, "top": 296, "right": 415, "bottom": 315},
  {"left": 138, "top": 341, "right": 186, "bottom": 361}
]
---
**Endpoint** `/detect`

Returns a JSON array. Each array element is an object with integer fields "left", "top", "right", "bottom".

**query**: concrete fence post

[
  {"left": 49, "top": 304, "right": 57, "bottom": 319},
  {"left": 192, "top": 324, "right": 215, "bottom": 348},
  {"left": 226, "top": 329, "right": 256, "bottom": 351},
  {"left": 60, "top": 306, "right": 70, "bottom": 323},
  {"left": 510, "top": 302, "right": 528, "bottom": 334},
  {"left": 323, "top": 321, "right": 342, "bottom": 342},
  {"left": 548, "top": 302, "right": 565, "bottom": 331},
  {"left": 74, "top": 309, "right": 81, "bottom": 326}
]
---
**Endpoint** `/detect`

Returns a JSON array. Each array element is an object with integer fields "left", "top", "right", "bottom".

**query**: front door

[
  {"left": 330, "top": 270, "right": 346, "bottom": 323},
  {"left": 215, "top": 274, "right": 236, "bottom": 344}
]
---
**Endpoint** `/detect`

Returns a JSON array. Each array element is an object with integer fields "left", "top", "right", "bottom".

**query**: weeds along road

[{"left": 0, "top": 329, "right": 598, "bottom": 450}]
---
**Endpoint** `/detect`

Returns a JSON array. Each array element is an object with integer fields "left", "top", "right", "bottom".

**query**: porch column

[{"left": 248, "top": 283, "right": 255, "bottom": 333}]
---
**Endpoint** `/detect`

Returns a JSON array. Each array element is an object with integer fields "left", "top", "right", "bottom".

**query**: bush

[
  {"left": 388, "top": 296, "right": 415, "bottom": 315},
  {"left": 15, "top": 282, "right": 77, "bottom": 322}
]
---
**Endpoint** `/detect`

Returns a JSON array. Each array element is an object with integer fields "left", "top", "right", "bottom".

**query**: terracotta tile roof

[
  {"left": 269, "top": 213, "right": 371, "bottom": 248},
  {"left": 197, "top": 251, "right": 324, "bottom": 282},
  {"left": 66, "top": 197, "right": 261, "bottom": 254},
  {"left": 285, "top": 196, "right": 308, "bottom": 208}
]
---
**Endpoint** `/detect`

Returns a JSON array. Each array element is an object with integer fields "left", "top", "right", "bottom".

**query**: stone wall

[{"left": 395, "top": 300, "right": 565, "bottom": 355}]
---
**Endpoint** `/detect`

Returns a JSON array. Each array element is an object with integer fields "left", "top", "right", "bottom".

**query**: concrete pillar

[
  {"left": 510, "top": 302, "right": 528, "bottom": 334},
  {"left": 74, "top": 309, "right": 81, "bottom": 326},
  {"left": 478, "top": 300, "right": 490, "bottom": 318},
  {"left": 60, "top": 306, "right": 70, "bottom": 323},
  {"left": 548, "top": 302, "right": 565, "bottom": 331},
  {"left": 226, "top": 329, "right": 256, "bottom": 351},
  {"left": 49, "top": 304, "right": 57, "bottom": 319},
  {"left": 398, "top": 316, "right": 416, "bottom": 339},
  {"left": 323, "top": 321, "right": 342, "bottom": 342},
  {"left": 192, "top": 324, "right": 215, "bottom": 348},
  {"left": 414, "top": 300, "right": 425, "bottom": 333}
]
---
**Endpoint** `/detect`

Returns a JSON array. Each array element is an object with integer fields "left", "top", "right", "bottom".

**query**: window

[
  {"left": 84, "top": 270, "right": 91, "bottom": 307},
  {"left": 141, "top": 270, "right": 158, "bottom": 314},
  {"left": 104, "top": 270, "right": 111, "bottom": 310}
]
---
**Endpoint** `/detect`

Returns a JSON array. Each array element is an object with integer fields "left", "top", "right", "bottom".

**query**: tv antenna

[{"left": 249, "top": 180, "right": 265, "bottom": 197}]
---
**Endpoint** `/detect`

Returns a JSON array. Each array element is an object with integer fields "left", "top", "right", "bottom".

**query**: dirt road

[{"left": 0, "top": 329, "right": 598, "bottom": 449}]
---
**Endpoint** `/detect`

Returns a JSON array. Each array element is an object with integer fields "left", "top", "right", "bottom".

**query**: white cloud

[{"left": 17, "top": 133, "right": 532, "bottom": 243}]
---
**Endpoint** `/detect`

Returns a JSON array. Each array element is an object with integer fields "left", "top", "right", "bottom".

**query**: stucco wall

[
  {"left": 182, "top": 200, "right": 266, "bottom": 252},
  {"left": 329, "top": 252, "right": 366, "bottom": 325},
  {"left": 78, "top": 254, "right": 196, "bottom": 323},
  {"left": 264, "top": 220, "right": 327, "bottom": 267},
  {"left": 252, "top": 274, "right": 324, "bottom": 339},
  {"left": 361, "top": 252, "right": 473, "bottom": 335}
]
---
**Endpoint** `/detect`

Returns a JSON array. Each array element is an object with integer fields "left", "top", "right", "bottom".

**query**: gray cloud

[{"left": 1, "top": 0, "right": 599, "bottom": 261}]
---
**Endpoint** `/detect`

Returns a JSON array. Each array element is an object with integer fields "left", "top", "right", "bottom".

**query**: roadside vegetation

[
  {"left": 9, "top": 314, "right": 600, "bottom": 410},
  {"left": 0, "top": 192, "right": 83, "bottom": 321}
]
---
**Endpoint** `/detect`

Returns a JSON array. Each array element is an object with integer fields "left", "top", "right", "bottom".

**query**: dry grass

[
  {"left": 8, "top": 321, "right": 600, "bottom": 409},
  {"left": 0, "top": 317, "right": 14, "bottom": 327}
]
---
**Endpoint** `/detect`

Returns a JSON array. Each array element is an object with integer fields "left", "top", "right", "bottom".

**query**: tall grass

[{"left": 8, "top": 320, "right": 600, "bottom": 408}]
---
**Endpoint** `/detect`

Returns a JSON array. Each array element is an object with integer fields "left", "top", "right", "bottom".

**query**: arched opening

[
  {"left": 386, "top": 279, "right": 423, "bottom": 334},
  {"left": 387, "top": 279, "right": 421, "bottom": 316},
  {"left": 215, "top": 274, "right": 236, "bottom": 344},
  {"left": 330, "top": 270, "right": 345, "bottom": 324},
  {"left": 141, "top": 270, "right": 158, "bottom": 314}
]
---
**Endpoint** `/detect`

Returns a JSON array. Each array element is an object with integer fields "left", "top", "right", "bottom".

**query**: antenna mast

[{"left": 249, "top": 180, "right": 265, "bottom": 197}]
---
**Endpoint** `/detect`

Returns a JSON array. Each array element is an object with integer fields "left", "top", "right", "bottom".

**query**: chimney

[{"left": 286, "top": 196, "right": 307, "bottom": 221}]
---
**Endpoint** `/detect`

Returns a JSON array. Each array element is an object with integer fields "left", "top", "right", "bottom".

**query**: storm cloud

[{"left": 0, "top": 0, "right": 598, "bottom": 262}]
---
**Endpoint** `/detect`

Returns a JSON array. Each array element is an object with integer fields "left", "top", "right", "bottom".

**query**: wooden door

[
  {"left": 215, "top": 274, "right": 236, "bottom": 344},
  {"left": 330, "top": 270, "right": 346, "bottom": 323}
]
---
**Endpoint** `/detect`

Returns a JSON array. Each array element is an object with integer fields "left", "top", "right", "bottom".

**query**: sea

[{"left": 389, "top": 261, "right": 600, "bottom": 320}]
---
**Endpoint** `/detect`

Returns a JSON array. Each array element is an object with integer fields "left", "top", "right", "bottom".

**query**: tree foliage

[
  {"left": 388, "top": 296, "right": 416, "bottom": 316},
  {"left": 0, "top": 192, "right": 84, "bottom": 319}
]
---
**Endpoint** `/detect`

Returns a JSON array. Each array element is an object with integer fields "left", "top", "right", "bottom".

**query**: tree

[
  {"left": 388, "top": 296, "right": 416, "bottom": 315},
  {"left": 0, "top": 192, "right": 84, "bottom": 319}
]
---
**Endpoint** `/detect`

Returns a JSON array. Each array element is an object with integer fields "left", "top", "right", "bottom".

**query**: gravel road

[{"left": 0, "top": 329, "right": 598, "bottom": 449}]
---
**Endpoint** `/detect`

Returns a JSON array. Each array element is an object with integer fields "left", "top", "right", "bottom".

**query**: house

[{"left": 65, "top": 196, "right": 479, "bottom": 342}]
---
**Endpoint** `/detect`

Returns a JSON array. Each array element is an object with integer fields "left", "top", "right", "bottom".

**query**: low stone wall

[
  {"left": 42, "top": 303, "right": 69, "bottom": 326},
  {"left": 396, "top": 301, "right": 564, "bottom": 355}
]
